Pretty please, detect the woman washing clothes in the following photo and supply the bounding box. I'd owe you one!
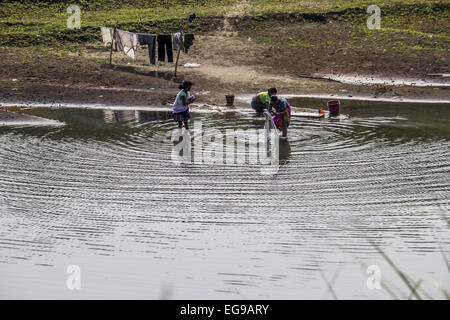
[173,81,195,129]
[269,95,291,138]
[251,88,277,113]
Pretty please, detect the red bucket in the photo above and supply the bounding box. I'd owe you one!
[327,100,340,117]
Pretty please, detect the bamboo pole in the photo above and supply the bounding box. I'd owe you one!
[174,44,181,78]
[109,24,117,66]
[174,26,184,78]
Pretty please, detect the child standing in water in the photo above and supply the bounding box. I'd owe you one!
[173,81,195,129]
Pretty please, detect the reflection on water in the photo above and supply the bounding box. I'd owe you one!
[0,101,449,299]
[103,109,172,124]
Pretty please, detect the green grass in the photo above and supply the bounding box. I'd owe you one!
[0,0,236,46]
[0,0,448,50]
[252,1,449,61]
[220,0,447,15]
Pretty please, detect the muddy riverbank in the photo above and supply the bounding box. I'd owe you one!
[1,67,449,114]
[1,1,449,110]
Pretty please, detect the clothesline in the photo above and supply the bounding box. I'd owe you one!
[100,26,195,65]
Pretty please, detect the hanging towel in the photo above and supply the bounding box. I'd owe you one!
[157,35,173,63]
[100,26,113,46]
[100,26,118,50]
[183,34,195,53]
[138,33,156,65]
[173,32,182,51]
[116,29,138,60]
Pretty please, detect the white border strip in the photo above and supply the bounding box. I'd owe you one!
[237,94,450,104]
[0,102,239,113]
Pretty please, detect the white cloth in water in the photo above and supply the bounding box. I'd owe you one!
[184,63,200,68]
[116,29,138,60]
[100,26,114,46]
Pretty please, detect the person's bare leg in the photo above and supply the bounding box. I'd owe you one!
[178,121,183,129]
[184,121,189,130]
[282,121,288,137]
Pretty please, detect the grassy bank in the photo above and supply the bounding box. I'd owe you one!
[0,0,448,95]
[0,0,448,47]
[0,0,235,46]
[245,5,449,65]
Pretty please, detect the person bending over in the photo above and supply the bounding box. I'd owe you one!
[269,95,291,138]
[251,87,277,113]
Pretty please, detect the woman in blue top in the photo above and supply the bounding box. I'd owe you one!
[173,81,195,129]
[269,95,291,138]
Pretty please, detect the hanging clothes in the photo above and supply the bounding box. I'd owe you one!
[173,32,182,51]
[116,29,138,60]
[138,33,157,65]
[157,35,174,63]
[183,34,195,53]
[100,26,113,47]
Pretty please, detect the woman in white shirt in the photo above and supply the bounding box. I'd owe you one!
[173,81,195,129]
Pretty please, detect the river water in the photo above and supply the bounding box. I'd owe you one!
[0,99,449,299]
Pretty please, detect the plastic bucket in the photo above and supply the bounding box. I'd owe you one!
[327,100,340,117]
[226,94,235,106]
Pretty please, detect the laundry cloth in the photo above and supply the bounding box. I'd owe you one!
[100,26,117,50]
[100,26,113,46]
[273,104,291,130]
[157,35,173,63]
[173,32,182,51]
[138,33,156,65]
[183,34,195,53]
[116,29,138,60]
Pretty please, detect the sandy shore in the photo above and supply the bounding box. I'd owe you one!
[1,26,449,114]
[1,80,449,123]
[1,77,449,117]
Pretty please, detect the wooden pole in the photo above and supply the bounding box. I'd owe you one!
[174,44,181,78]
[174,26,184,78]
[109,25,117,66]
